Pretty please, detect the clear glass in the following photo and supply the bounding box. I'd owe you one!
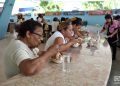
[62,53,71,72]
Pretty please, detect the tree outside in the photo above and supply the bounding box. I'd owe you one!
[39,0,120,12]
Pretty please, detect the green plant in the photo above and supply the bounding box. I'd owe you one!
[39,0,63,12]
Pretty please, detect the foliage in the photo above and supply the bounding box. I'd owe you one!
[39,0,120,12]
[82,0,120,10]
[39,0,63,12]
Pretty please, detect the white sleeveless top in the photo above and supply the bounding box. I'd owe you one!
[44,31,66,51]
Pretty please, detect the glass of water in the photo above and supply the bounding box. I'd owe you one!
[62,53,72,72]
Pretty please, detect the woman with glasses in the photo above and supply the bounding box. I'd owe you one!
[4,19,59,78]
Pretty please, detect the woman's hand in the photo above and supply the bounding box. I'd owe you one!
[46,44,60,57]
[108,34,114,38]
[69,38,80,45]
[78,37,84,44]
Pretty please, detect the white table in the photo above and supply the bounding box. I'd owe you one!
[1,37,112,86]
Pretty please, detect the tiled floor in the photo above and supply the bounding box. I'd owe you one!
[107,48,120,86]
[0,26,120,85]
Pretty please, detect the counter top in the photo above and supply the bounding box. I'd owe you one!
[1,38,112,86]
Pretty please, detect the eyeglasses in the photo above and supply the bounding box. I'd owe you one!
[32,32,43,38]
